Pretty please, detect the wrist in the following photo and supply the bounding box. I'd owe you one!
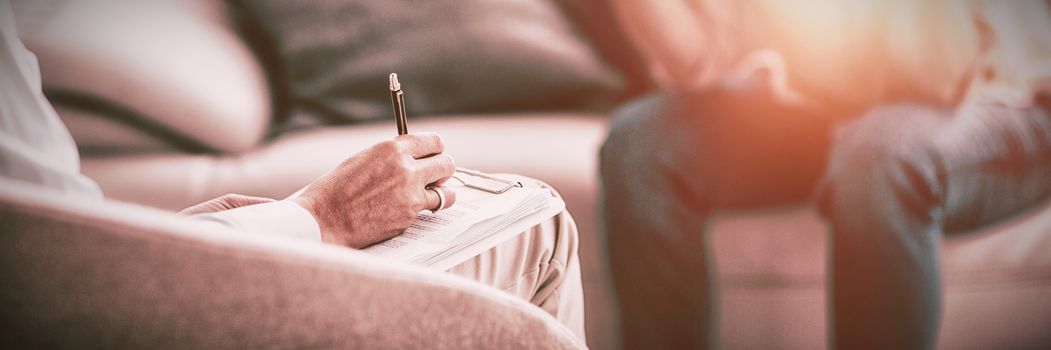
[292,195,328,240]
[294,194,358,247]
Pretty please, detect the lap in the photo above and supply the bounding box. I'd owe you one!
[443,178,585,339]
[827,100,1051,232]
[604,88,834,209]
[444,210,576,307]
[606,88,1051,231]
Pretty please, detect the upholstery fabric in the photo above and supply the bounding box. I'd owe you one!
[234,0,624,126]
[80,114,608,213]
[14,0,272,153]
[53,104,179,155]
[709,202,1051,349]
[0,181,586,349]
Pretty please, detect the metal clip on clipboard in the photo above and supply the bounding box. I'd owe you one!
[451,167,523,194]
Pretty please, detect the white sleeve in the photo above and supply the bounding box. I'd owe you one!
[191,200,322,241]
[0,0,103,198]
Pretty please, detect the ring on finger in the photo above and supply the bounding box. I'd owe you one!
[428,187,446,213]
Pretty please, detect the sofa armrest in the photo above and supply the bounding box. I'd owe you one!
[0,181,584,349]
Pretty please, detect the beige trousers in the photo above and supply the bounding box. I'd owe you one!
[445,188,585,341]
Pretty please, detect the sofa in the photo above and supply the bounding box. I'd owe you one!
[0,180,585,349]
[12,0,1051,349]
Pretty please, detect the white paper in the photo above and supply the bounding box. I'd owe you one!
[362,178,563,269]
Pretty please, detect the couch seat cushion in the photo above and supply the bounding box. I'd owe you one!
[709,201,1051,349]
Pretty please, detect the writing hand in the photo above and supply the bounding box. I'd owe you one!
[293,132,457,248]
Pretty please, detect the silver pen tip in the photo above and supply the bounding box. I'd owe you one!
[389,73,401,91]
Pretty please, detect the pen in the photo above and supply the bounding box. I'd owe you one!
[388,73,488,183]
[389,73,408,135]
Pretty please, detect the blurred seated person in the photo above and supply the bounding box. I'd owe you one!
[0,0,583,339]
[602,1,1051,348]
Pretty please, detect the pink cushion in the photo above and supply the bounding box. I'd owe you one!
[16,0,270,153]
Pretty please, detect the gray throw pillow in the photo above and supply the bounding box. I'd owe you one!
[235,0,624,125]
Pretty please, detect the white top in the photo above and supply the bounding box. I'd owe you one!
[0,0,320,241]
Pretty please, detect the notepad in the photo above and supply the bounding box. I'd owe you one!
[362,172,564,270]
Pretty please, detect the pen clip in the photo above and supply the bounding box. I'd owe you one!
[450,167,523,194]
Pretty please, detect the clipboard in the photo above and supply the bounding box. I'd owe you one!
[285,167,524,200]
[450,167,523,194]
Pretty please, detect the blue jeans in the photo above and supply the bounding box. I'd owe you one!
[600,88,1051,349]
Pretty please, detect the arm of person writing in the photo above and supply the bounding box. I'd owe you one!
[181,194,322,241]
[181,133,457,248]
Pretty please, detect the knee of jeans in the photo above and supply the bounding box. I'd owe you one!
[819,105,945,217]
[601,94,668,178]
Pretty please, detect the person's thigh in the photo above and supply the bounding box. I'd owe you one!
[445,182,584,340]
[607,89,834,210]
[601,87,835,348]
[936,100,1051,231]
[819,99,1051,349]
[824,100,1051,232]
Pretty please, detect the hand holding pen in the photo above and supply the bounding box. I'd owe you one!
[389,73,456,214]
[281,74,456,248]
[388,73,520,195]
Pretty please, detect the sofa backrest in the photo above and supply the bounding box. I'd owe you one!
[554,0,655,98]
[17,0,639,156]
[228,0,628,128]
[0,180,584,349]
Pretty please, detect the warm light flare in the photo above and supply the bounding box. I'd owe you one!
[623,0,1051,110]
